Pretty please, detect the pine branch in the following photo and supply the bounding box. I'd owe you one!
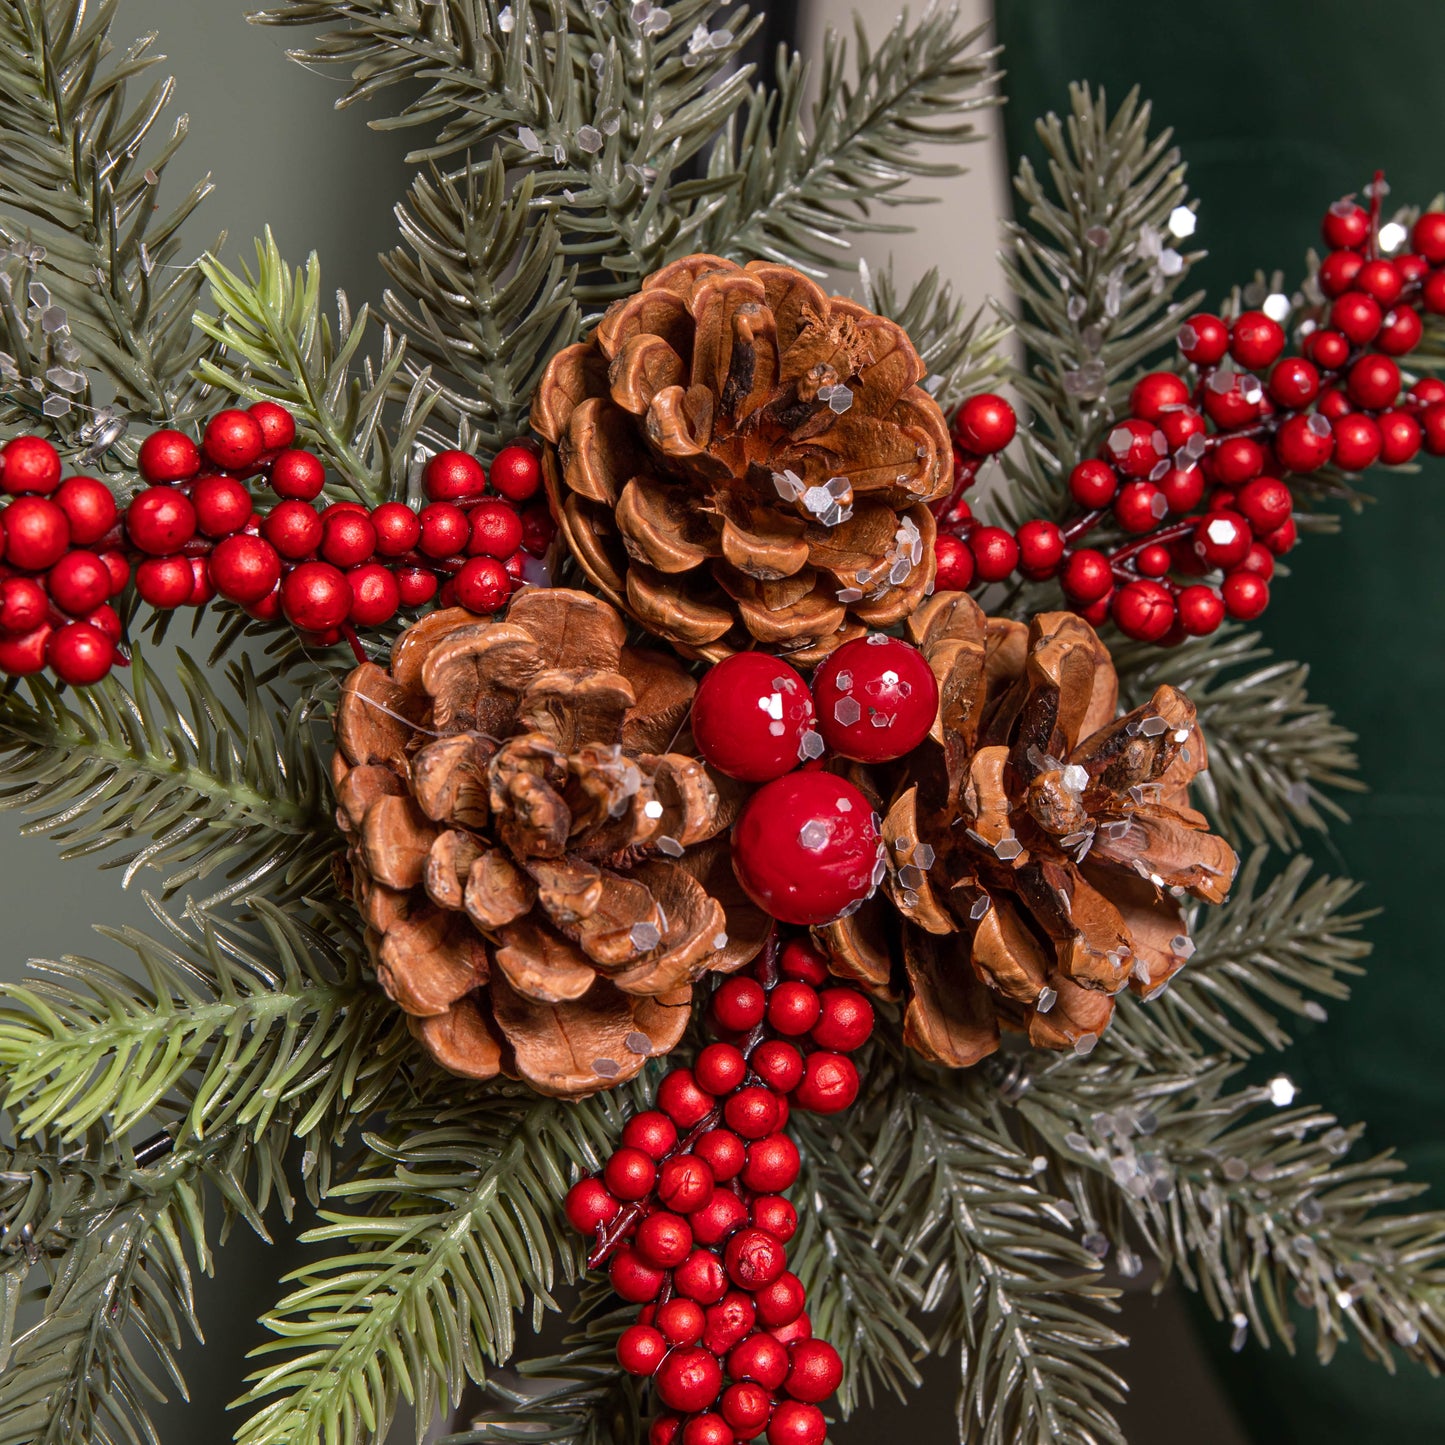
[0,0,217,436]
[0,648,335,906]
[1113,627,1362,849]
[0,896,407,1152]
[701,12,999,274]
[234,1088,625,1445]
[195,230,438,505]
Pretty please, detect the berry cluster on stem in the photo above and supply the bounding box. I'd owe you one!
[933,182,1445,642]
[564,932,873,1445]
[0,402,554,684]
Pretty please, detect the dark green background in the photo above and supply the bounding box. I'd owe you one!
[996,3,1445,1439]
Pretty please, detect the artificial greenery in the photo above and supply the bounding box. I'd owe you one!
[1,3,1443,1444]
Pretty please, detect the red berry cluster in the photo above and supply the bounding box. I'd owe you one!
[564,935,872,1445]
[933,185,1445,644]
[0,403,556,684]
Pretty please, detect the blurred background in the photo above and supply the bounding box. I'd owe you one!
[4,2,1444,1441]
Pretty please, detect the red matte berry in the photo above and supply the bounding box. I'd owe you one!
[722,1382,773,1437]
[704,1293,756,1355]
[270,449,326,500]
[135,556,195,608]
[652,1418,683,1445]
[98,550,130,594]
[1332,413,1383,470]
[812,634,938,764]
[564,1176,619,1234]
[766,982,821,1037]
[767,1402,826,1445]
[751,1040,803,1094]
[932,532,974,591]
[1318,249,1364,297]
[792,1052,859,1114]
[1376,306,1424,356]
[1235,478,1292,535]
[622,1110,679,1160]
[417,502,469,558]
[712,977,766,1033]
[371,501,421,556]
[348,563,400,626]
[731,771,881,926]
[656,1346,724,1414]
[466,499,523,558]
[610,1247,665,1303]
[1201,372,1263,430]
[969,525,1019,582]
[1229,311,1285,369]
[778,938,829,985]
[785,1340,843,1404]
[248,400,296,452]
[454,555,509,613]
[1424,270,1445,316]
[47,551,110,615]
[0,576,47,632]
[1239,543,1275,580]
[692,653,816,782]
[1355,258,1403,306]
[1274,414,1335,473]
[208,534,280,605]
[263,500,324,559]
[728,1333,790,1392]
[1222,570,1270,620]
[489,442,542,501]
[1267,357,1321,410]
[137,429,200,484]
[520,503,555,556]
[812,989,874,1051]
[1412,211,1445,262]
[1128,371,1190,420]
[280,560,350,630]
[603,1146,656,1201]
[320,509,376,567]
[395,566,438,607]
[742,1134,800,1193]
[1104,419,1166,478]
[658,1069,717,1128]
[1193,512,1253,570]
[191,475,252,538]
[1136,543,1172,578]
[692,1188,750,1247]
[1380,409,1424,465]
[83,603,122,641]
[1178,313,1229,366]
[617,1324,667,1377]
[203,409,266,472]
[0,623,51,674]
[1329,292,1383,346]
[754,1271,805,1329]
[1346,354,1401,411]
[1068,459,1118,509]
[694,1129,746,1184]
[424,450,486,501]
[953,393,1016,454]
[752,1196,798,1243]
[695,1043,749,1096]
[724,1087,782,1140]
[1114,480,1165,533]
[1059,549,1113,605]
[726,1228,786,1291]
[47,621,113,685]
[683,1414,733,1445]
[126,488,194,555]
[1262,515,1298,555]
[1212,437,1265,486]
[675,1249,729,1305]
[5,496,69,570]
[1016,518,1065,576]
[1322,201,1369,250]
[659,1155,715,1215]
[2,436,61,496]
[658,1298,707,1347]
[53,476,117,545]
[636,1211,694,1269]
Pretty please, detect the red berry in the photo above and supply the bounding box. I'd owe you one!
[4,496,70,569]
[418,504,469,562]
[247,400,297,452]
[652,1418,683,1445]
[724,1086,783,1140]
[692,654,817,782]
[1158,406,1206,450]
[1192,512,1253,571]
[1076,593,1112,626]
[424,450,486,502]
[1229,311,1286,369]
[1317,249,1364,298]
[564,1176,619,1234]
[454,555,509,613]
[489,442,542,501]
[658,1155,715,1214]
[203,409,267,472]
[1059,549,1113,605]
[731,771,881,927]
[695,1043,749,1096]
[1114,480,1165,533]
[126,488,194,555]
[1262,515,1299,556]
[1212,437,1265,486]
[1355,258,1403,307]
[47,621,113,685]
[1178,313,1229,365]
[1235,478,1292,534]
[1304,329,1351,371]
[1329,292,1383,346]
[1418,271,1445,316]
[692,1187,750,1247]
[0,623,51,675]
[1322,201,1369,250]
[721,1382,773,1437]
[932,532,974,591]
[785,1339,842,1404]
[636,1211,694,1269]
[83,603,122,641]
[53,476,117,544]
[1068,459,1118,509]
[270,449,326,500]
[1136,543,1172,578]
[1239,543,1275,580]
[622,1110,679,1160]
[754,1271,805,1329]
[1274,413,1335,473]
[742,1133,800,1193]
[751,1040,803,1094]
[712,977,766,1033]
[348,563,400,626]
[263,499,324,559]
[370,501,421,556]
[656,1346,724,1414]
[98,549,130,594]
[693,1129,746,1184]
[320,509,377,567]
[603,1146,657,1201]
[1016,518,1065,576]
[812,634,938,764]
[520,503,556,556]
[137,429,200,484]
[1112,579,1177,642]
[766,982,821,1037]
[610,1246,665,1303]
[658,1298,707,1347]
[1397,253,1431,285]
[752,1197,799,1244]
[135,556,195,609]
[245,586,282,622]
[793,1052,860,1114]
[953,393,1016,454]
[1221,570,1270,620]
[1201,372,1263,430]
[1376,306,1424,356]
[617,1324,667,1377]
[1345,354,1401,412]
[280,559,351,630]
[658,1069,717,1128]
[47,551,110,616]
[1412,212,1445,262]
[209,534,283,605]
[1267,357,1321,410]
[1176,584,1224,636]
[779,939,829,985]
[704,1293,757,1355]
[1128,371,1190,420]
[395,565,438,608]
[682,1414,733,1445]
[1,436,61,495]
[1104,419,1167,478]
[467,498,524,558]
[1379,409,1424,465]
[0,576,47,632]
[969,525,1019,583]
[728,1333,790,1391]
[675,1249,729,1305]
[1332,413,1383,471]
[812,989,874,1051]
[191,475,252,538]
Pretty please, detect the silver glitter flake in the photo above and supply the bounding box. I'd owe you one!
[798,730,826,761]
[656,835,684,857]
[576,125,604,153]
[833,697,862,727]
[629,922,661,951]
[798,820,830,851]
[969,895,991,921]
[591,1057,621,1078]
[1035,985,1058,1014]
[626,1031,654,1056]
[993,835,1023,861]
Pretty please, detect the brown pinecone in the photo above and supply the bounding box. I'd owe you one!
[819,594,1239,1065]
[530,254,953,665]
[331,588,766,1096]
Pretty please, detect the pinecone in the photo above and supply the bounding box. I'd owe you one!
[530,254,953,665]
[819,594,1239,1064]
[331,588,766,1096]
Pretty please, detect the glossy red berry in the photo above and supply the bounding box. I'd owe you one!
[203,409,267,472]
[1355,258,1403,306]
[1317,249,1364,297]
[0,576,47,632]
[416,502,468,559]
[728,1332,790,1391]
[784,1339,843,1404]
[1128,371,1190,420]
[395,566,438,608]
[1135,543,1172,578]
[1154,464,1202,514]
[1332,412,1383,471]
[137,429,201,484]
[126,487,195,555]
[621,1110,679,1160]
[751,1040,804,1094]
[424,450,486,501]
[1304,329,1351,371]
[1158,406,1206,450]
[657,1069,717,1128]
[1239,543,1276,580]
[1322,201,1369,249]
[52,476,117,545]
[1229,311,1285,369]
[1376,306,1424,356]
[83,603,122,641]
[454,555,510,613]
[675,1249,730,1305]
[270,449,326,500]
[1104,419,1167,478]
[778,938,829,985]
[98,550,130,594]
[1423,270,1445,316]
[703,1293,757,1355]
[1411,211,1445,262]
[1176,585,1225,636]
[682,1415,733,1445]
[1267,357,1321,410]
[1114,480,1165,533]
[1344,354,1401,412]
[721,1382,773,1437]
[692,654,816,782]
[367,501,419,556]
[1329,292,1383,346]
[731,771,881,927]
[694,1129,746,1184]
[47,621,113,685]
[47,551,110,616]
[617,1323,668,1377]
[1212,437,1265,486]
[651,1417,683,1445]
[0,622,51,674]
[1067,459,1119,509]
[793,1051,859,1114]
[1222,570,1270,620]
[2,436,62,495]
[932,532,974,591]
[1111,579,1176,643]
[724,1086,783,1140]
[742,1133,801,1193]
[767,1400,826,1445]
[280,560,351,630]
[247,400,296,452]
[564,1176,619,1234]
[812,989,874,1051]
[134,556,195,609]
[1234,478,1292,535]
[610,1246,666,1303]
[1201,371,1263,430]
[1059,549,1113,605]
[953,393,1017,454]
[1016,518,1065,576]
[1262,515,1299,556]
[205,534,280,605]
[1178,313,1229,366]
[1274,413,1335,473]
[658,1155,715,1214]
[636,1211,694,1269]
[812,634,938,764]
[692,1187,750,1247]
[1379,409,1424,465]
[695,1043,749,1096]
[4,496,69,570]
